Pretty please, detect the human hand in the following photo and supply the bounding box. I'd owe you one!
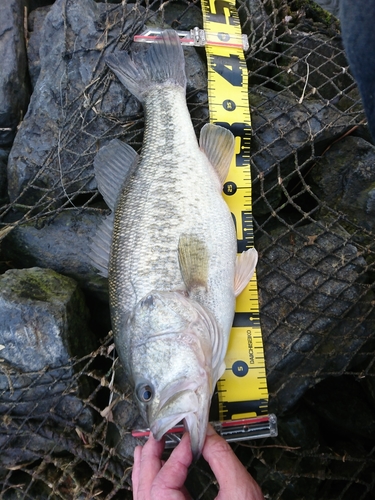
[132,432,192,500]
[132,425,263,500]
[203,424,264,500]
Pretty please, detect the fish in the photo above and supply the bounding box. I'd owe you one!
[90,30,258,459]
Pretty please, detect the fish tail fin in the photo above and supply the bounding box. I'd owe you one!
[105,30,186,101]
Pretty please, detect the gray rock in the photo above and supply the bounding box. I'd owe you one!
[272,28,353,102]
[310,136,375,234]
[27,6,51,89]
[257,222,373,413]
[8,0,208,209]
[0,267,95,462]
[7,0,145,207]
[0,267,94,370]
[0,0,30,146]
[250,86,355,215]
[2,209,108,300]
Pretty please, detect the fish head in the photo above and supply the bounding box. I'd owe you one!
[119,290,221,459]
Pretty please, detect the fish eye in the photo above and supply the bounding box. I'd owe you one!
[136,383,154,403]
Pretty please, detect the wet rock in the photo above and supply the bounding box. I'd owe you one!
[0,267,95,466]
[8,0,207,209]
[0,0,30,146]
[2,210,108,300]
[257,222,373,413]
[310,136,375,235]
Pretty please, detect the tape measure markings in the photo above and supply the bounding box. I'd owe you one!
[202,0,269,422]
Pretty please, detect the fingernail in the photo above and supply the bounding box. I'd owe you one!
[206,423,216,436]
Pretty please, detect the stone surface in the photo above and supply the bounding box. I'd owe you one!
[0,267,95,468]
[310,136,375,234]
[8,0,207,209]
[2,209,109,300]
[0,0,30,146]
[250,86,356,215]
[0,149,9,205]
[0,267,93,370]
[27,6,51,89]
[257,222,374,413]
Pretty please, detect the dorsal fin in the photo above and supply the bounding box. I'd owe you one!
[94,139,139,210]
[199,123,235,185]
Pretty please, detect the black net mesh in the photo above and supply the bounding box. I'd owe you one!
[0,0,374,498]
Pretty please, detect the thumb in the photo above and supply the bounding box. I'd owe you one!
[202,425,264,500]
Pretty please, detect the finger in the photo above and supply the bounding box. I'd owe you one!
[202,425,263,500]
[133,434,165,500]
[151,432,193,495]
[131,445,142,494]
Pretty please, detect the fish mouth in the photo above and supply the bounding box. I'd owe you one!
[149,383,210,460]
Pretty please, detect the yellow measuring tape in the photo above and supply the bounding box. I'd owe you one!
[201,0,270,425]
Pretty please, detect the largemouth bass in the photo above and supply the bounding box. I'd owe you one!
[90,30,258,458]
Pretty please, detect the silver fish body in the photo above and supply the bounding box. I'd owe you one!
[90,30,258,458]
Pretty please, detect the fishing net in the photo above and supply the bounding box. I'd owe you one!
[0,0,374,498]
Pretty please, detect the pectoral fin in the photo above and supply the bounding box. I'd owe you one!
[94,139,139,210]
[178,234,209,293]
[199,123,235,184]
[234,248,258,297]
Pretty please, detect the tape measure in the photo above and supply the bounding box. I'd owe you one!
[201,0,275,436]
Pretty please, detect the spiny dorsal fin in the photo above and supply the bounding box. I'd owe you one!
[234,248,258,297]
[94,139,139,211]
[89,213,114,278]
[199,123,235,185]
[178,234,209,293]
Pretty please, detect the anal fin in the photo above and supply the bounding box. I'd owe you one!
[234,248,258,297]
[178,234,209,293]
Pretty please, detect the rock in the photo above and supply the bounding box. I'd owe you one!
[310,136,375,235]
[273,28,351,101]
[251,395,374,500]
[0,267,95,467]
[239,0,275,50]
[313,0,340,17]
[0,0,30,146]
[304,376,375,440]
[8,0,208,209]
[256,222,374,413]
[0,267,94,370]
[250,86,356,215]
[0,148,10,204]
[27,6,51,89]
[2,209,109,300]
